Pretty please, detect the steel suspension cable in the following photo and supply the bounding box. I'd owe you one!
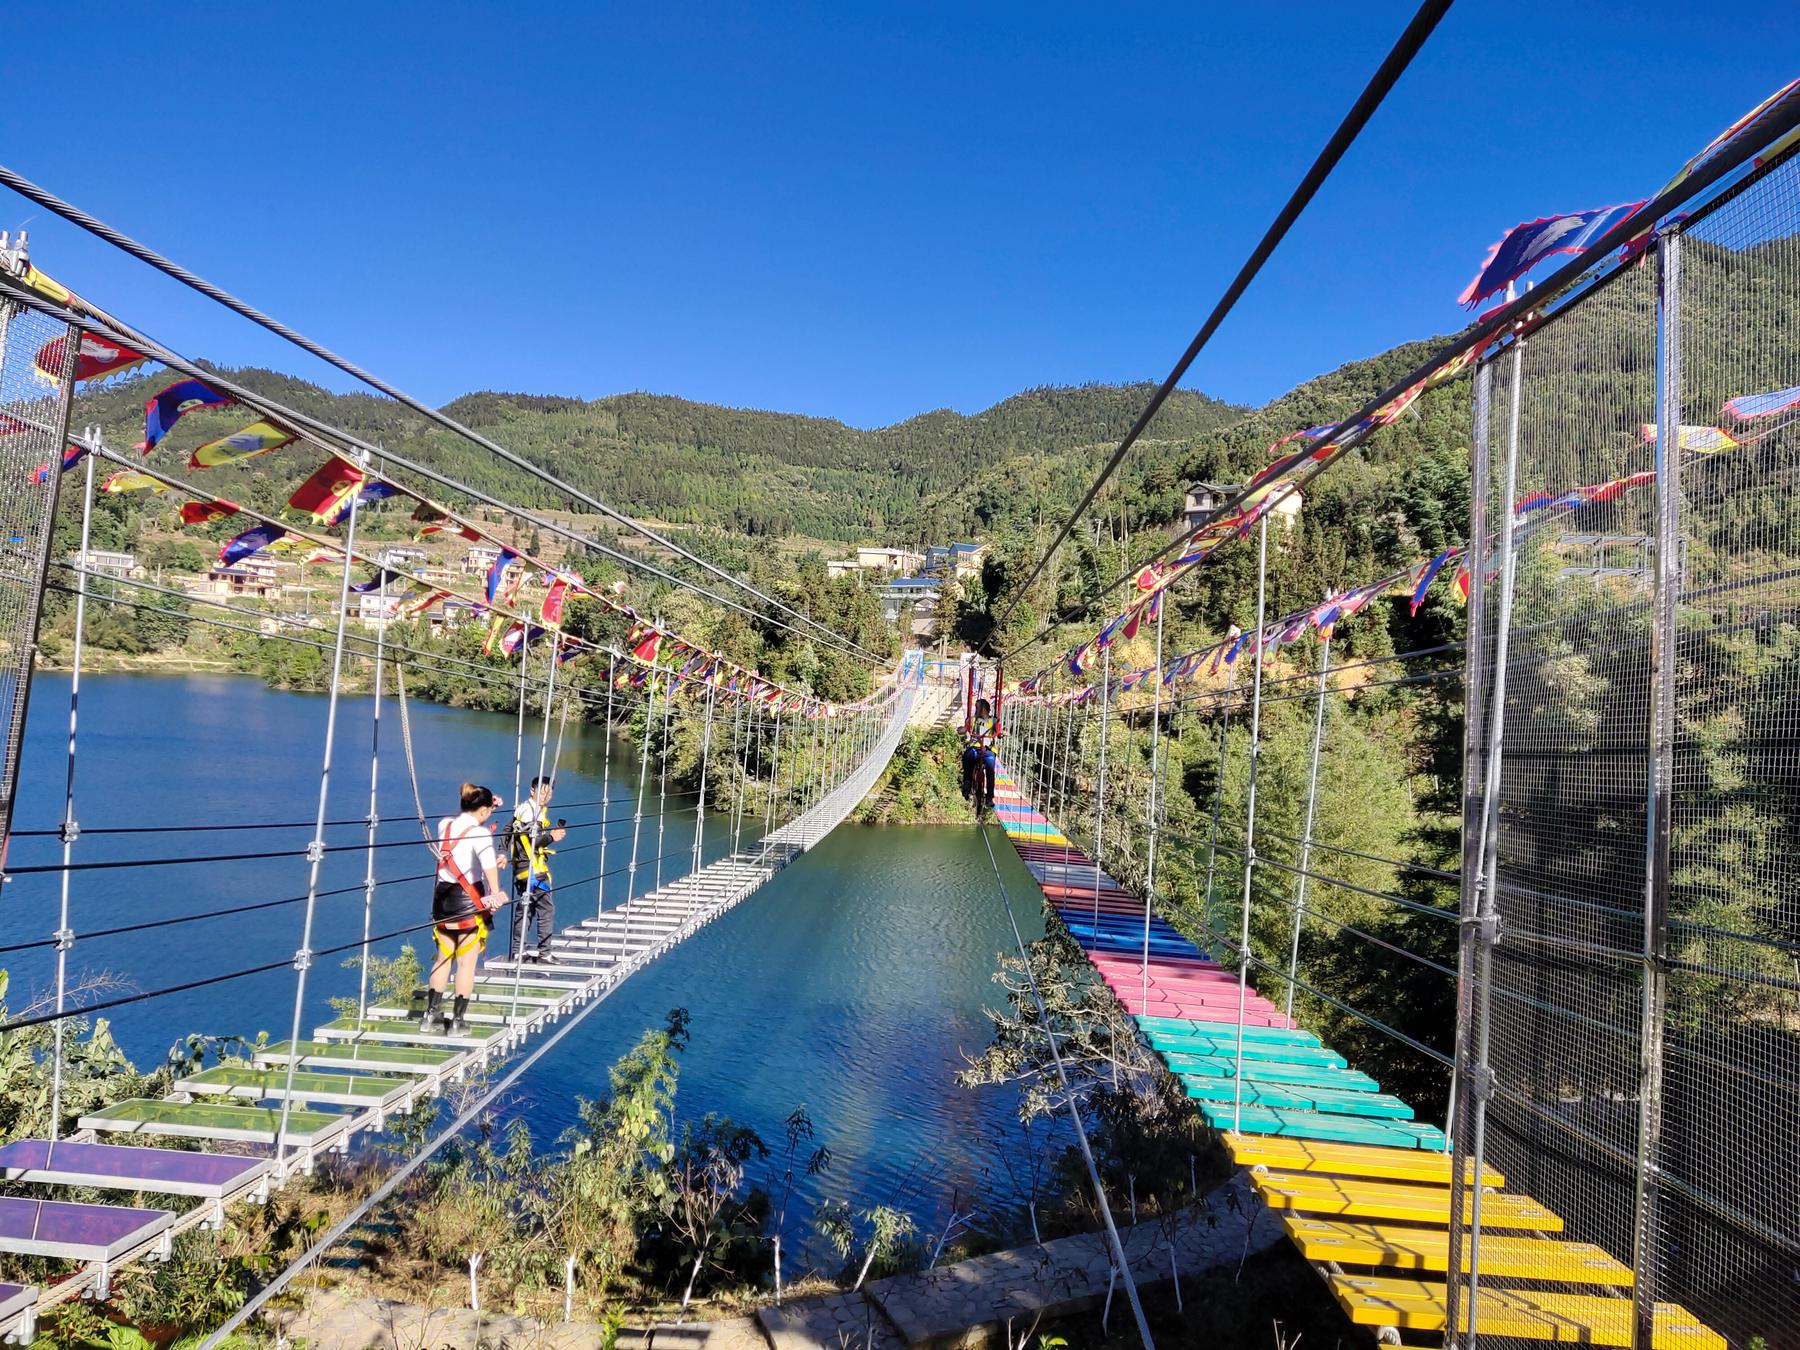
[992,0,1454,633]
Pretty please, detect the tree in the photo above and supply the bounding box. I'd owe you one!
[662,1114,766,1313]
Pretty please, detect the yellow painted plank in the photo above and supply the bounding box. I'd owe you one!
[1328,1275,1724,1350]
[1225,1133,1503,1187]
[1282,1216,1632,1285]
[1250,1170,1563,1232]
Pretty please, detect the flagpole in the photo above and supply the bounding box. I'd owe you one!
[1231,514,1271,1135]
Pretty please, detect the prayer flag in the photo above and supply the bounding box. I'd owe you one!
[179,497,240,525]
[485,548,519,605]
[102,469,166,494]
[541,575,571,628]
[1453,561,1471,604]
[631,627,663,664]
[191,420,296,468]
[220,523,286,566]
[321,481,402,526]
[412,502,485,541]
[1723,384,1800,421]
[1638,423,1739,454]
[30,443,86,483]
[140,378,232,453]
[1410,548,1456,615]
[405,587,450,616]
[349,567,404,594]
[1312,595,1344,641]
[1459,202,1647,309]
[1659,78,1800,201]
[33,331,149,384]
[288,456,366,523]
[1223,628,1251,666]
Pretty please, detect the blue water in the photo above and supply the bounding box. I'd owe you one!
[2,674,1044,1229]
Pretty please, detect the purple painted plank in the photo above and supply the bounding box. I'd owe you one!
[0,1196,171,1259]
[0,1140,266,1195]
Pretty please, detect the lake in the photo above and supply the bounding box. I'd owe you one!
[1,673,1047,1241]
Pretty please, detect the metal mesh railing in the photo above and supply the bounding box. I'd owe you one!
[0,296,80,857]
[1453,146,1800,1349]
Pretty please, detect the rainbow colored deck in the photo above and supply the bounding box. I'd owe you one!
[988,763,1725,1349]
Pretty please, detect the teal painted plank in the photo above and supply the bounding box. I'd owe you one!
[1161,1054,1379,1091]
[1177,1076,1414,1118]
[1146,1033,1347,1070]
[1196,1103,1446,1150]
[1135,1015,1320,1046]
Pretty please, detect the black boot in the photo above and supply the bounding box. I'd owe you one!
[420,989,444,1034]
[449,995,471,1037]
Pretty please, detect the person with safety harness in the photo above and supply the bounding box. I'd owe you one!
[424,783,509,1036]
[961,697,999,813]
[508,775,567,964]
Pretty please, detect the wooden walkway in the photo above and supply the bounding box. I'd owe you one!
[990,763,1724,1350]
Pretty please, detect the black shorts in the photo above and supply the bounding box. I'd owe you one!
[433,879,488,923]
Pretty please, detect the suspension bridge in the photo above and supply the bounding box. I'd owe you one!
[0,50,1794,1350]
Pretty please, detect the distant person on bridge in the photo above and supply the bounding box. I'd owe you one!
[424,783,508,1036]
[508,775,567,964]
[961,698,999,813]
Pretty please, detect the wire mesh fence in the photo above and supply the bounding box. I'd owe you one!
[1452,146,1800,1348]
[0,291,79,856]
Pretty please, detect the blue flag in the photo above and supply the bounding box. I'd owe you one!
[219,523,286,567]
[141,378,233,453]
[1460,202,1646,308]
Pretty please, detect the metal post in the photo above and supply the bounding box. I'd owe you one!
[1202,659,1239,946]
[691,685,716,878]
[273,474,366,1169]
[1231,514,1271,1133]
[49,445,97,1139]
[1630,228,1681,1350]
[1283,634,1332,1018]
[762,704,783,850]
[1090,645,1113,932]
[0,319,81,867]
[595,654,615,924]
[509,636,560,1011]
[1453,301,1526,1345]
[654,675,673,891]
[625,670,658,959]
[355,571,388,1023]
[1140,598,1167,1013]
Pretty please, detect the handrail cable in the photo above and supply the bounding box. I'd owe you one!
[1001,83,1800,663]
[0,173,885,666]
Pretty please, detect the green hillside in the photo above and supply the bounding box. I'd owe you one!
[67,371,1244,545]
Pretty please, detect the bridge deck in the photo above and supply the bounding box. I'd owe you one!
[990,763,1725,1350]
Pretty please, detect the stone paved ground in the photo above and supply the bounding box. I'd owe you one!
[756,1291,904,1349]
[278,1177,1274,1349]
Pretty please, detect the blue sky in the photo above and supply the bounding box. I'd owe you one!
[3,3,1793,428]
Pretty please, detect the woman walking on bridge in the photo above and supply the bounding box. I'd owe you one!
[424,783,508,1036]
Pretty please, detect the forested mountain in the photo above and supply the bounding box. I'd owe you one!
[67,371,1243,544]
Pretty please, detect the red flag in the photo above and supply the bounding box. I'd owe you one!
[631,628,663,665]
[288,456,365,523]
[179,498,240,525]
